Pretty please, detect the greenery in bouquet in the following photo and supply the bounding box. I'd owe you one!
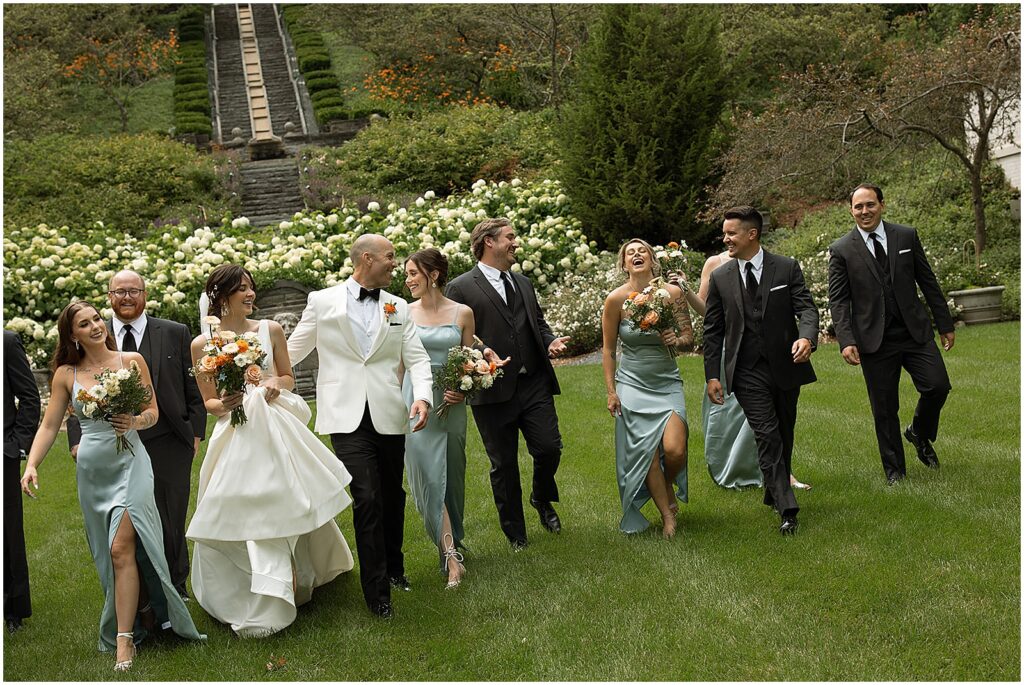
[75,360,153,456]
[192,317,267,427]
[433,345,503,419]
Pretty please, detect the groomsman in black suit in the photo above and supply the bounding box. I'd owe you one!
[68,270,207,600]
[828,184,954,485]
[4,330,41,632]
[446,218,570,549]
[704,206,819,535]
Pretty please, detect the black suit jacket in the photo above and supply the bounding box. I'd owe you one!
[828,222,954,355]
[68,316,206,449]
[703,250,819,392]
[446,265,560,404]
[4,331,41,460]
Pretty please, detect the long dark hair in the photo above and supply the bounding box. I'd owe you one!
[51,301,116,374]
[204,264,257,318]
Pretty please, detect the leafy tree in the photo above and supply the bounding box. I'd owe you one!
[558,4,728,249]
[711,7,1020,263]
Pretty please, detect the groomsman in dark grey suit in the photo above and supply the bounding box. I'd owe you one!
[704,206,819,535]
[4,330,40,632]
[68,270,206,600]
[446,218,570,549]
[828,183,954,485]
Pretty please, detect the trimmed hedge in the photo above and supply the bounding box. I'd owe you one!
[173,5,212,139]
[305,76,339,94]
[298,53,332,72]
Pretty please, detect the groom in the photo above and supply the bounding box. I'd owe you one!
[288,234,433,618]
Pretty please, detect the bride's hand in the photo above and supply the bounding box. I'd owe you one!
[219,391,244,414]
[260,377,285,403]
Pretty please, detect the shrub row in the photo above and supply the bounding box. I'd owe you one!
[173,6,212,138]
[280,5,352,127]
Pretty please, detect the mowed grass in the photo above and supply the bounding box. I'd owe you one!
[4,322,1019,680]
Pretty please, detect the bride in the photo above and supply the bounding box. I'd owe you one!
[186,264,354,637]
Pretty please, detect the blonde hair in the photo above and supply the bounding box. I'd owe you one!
[616,238,661,278]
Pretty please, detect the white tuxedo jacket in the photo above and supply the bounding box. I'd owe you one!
[287,283,433,435]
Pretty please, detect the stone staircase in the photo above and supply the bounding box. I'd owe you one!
[250,4,302,137]
[239,158,305,228]
[212,4,251,141]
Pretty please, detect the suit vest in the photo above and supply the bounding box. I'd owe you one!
[737,271,766,370]
[509,287,543,375]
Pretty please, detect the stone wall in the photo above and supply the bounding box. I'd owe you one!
[254,279,317,400]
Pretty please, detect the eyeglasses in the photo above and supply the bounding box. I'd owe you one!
[109,289,145,298]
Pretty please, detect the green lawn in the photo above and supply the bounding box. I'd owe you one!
[58,77,175,136]
[5,322,1019,680]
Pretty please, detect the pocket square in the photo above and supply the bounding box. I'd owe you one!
[389,322,402,327]
[769,284,788,292]
[899,248,911,255]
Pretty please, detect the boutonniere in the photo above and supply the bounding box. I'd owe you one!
[383,302,398,323]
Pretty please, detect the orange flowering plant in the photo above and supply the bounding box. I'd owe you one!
[192,316,267,427]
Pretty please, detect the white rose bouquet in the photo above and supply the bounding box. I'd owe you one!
[433,345,504,419]
[75,361,153,456]
[192,316,267,427]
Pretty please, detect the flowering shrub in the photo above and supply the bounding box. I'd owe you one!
[4,178,602,366]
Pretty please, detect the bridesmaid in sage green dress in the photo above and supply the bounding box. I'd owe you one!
[688,252,810,490]
[601,239,694,537]
[20,301,203,673]
[402,248,506,589]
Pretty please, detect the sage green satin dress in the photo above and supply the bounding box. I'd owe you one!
[402,323,467,571]
[702,354,762,489]
[614,321,688,534]
[72,363,204,653]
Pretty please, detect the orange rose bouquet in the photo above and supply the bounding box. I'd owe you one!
[622,277,679,357]
[433,345,503,419]
[193,316,267,426]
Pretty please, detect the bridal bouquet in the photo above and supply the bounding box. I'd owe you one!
[622,277,680,357]
[434,345,503,419]
[76,361,153,456]
[193,316,267,427]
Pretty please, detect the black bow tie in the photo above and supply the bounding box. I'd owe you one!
[358,287,381,302]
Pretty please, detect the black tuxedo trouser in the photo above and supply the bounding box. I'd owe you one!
[470,371,561,543]
[860,327,951,479]
[4,456,31,620]
[331,405,406,611]
[143,432,194,589]
[731,359,800,517]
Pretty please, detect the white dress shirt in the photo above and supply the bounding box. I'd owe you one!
[346,278,381,358]
[857,220,889,258]
[736,247,765,285]
[113,313,148,351]
[478,261,515,305]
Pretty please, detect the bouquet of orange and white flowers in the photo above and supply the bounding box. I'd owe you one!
[622,277,680,357]
[193,316,267,427]
[655,240,691,287]
[433,345,503,419]
[76,361,153,456]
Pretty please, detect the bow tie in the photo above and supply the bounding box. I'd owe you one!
[358,287,381,302]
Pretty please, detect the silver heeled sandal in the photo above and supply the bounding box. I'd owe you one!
[114,631,136,672]
[442,533,466,590]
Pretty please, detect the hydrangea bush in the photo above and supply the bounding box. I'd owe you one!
[4,178,603,366]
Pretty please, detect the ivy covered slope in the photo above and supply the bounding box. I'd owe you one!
[4,179,601,366]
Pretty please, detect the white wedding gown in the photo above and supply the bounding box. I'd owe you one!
[187,319,354,637]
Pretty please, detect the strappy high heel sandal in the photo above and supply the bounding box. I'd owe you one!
[114,632,136,672]
[442,533,466,590]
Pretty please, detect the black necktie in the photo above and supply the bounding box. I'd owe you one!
[122,325,137,352]
[500,272,516,310]
[358,287,380,301]
[870,233,889,275]
[745,262,759,302]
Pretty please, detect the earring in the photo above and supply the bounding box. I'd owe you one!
[222,303,231,317]
[431,281,438,289]
[74,339,81,351]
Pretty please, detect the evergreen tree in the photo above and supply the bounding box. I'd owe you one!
[559,4,728,249]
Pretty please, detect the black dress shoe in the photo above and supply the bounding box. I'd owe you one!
[175,584,190,603]
[779,517,798,535]
[530,497,561,533]
[370,601,393,619]
[388,575,412,592]
[905,425,939,468]
[887,474,904,486]
[5,617,23,633]
[509,537,528,551]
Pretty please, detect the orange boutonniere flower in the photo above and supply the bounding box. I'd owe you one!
[383,302,398,322]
